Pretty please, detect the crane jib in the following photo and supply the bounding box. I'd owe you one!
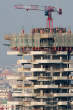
[14,4,62,28]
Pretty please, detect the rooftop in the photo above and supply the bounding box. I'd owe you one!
[4,27,73,52]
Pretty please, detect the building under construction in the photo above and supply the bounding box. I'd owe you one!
[4,4,73,110]
[4,27,73,110]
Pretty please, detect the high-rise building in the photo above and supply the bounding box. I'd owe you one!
[4,27,73,110]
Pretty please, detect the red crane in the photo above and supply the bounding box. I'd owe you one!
[14,4,62,29]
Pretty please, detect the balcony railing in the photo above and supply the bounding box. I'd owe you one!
[54,93,73,97]
[53,76,69,80]
[33,59,62,64]
[57,101,68,105]
[17,59,32,64]
[23,101,46,106]
[34,84,58,89]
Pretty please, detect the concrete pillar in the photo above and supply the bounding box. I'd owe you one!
[14,105,16,110]
[60,72,62,77]
[40,81,43,85]
[41,64,43,68]
[50,55,52,60]
[51,72,53,76]
[50,67,53,72]
[40,90,43,96]
[41,56,43,60]
[32,55,34,68]
[32,55,34,60]
[41,107,43,110]
[60,56,62,61]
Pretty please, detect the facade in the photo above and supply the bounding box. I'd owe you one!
[4,27,73,110]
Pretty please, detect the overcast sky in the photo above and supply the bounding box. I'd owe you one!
[0,0,73,67]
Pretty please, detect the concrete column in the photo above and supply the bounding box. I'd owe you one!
[32,72,34,77]
[51,72,53,76]
[40,90,43,96]
[50,66,53,72]
[32,89,34,94]
[32,55,34,61]
[41,64,43,68]
[60,72,62,77]
[21,55,25,93]
[10,105,14,110]
[40,73,43,77]
[14,105,16,110]
[32,55,34,68]
[60,56,62,61]
[41,56,43,60]
[40,98,43,102]
[32,81,34,87]
[40,81,43,85]
[41,107,43,110]
[50,55,53,60]
[20,106,22,110]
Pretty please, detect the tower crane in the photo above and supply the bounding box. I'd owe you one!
[14,4,62,29]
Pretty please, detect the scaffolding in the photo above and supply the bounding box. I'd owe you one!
[4,32,73,49]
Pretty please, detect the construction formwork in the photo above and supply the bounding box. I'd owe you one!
[5,29,73,49]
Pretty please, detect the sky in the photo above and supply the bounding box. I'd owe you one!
[0,0,73,67]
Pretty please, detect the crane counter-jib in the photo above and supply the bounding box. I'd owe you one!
[4,33,73,48]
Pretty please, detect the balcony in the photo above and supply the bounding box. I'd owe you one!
[33,59,62,64]
[18,67,73,73]
[57,101,67,105]
[25,76,38,80]
[46,68,73,72]
[54,93,73,97]
[12,93,24,97]
[57,51,67,55]
[31,68,45,72]
[62,60,73,64]
[64,68,73,72]
[46,68,62,72]
[24,86,33,89]
[18,68,30,72]
[17,59,32,64]
[31,101,46,106]
[17,59,73,65]
[23,101,46,106]
[7,101,23,105]
[12,92,36,97]
[38,76,52,81]
[6,75,20,80]
[34,85,58,89]
[7,50,20,55]
[58,85,73,89]
[30,51,47,55]
[36,93,54,98]
[53,76,68,80]
[23,102,31,106]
